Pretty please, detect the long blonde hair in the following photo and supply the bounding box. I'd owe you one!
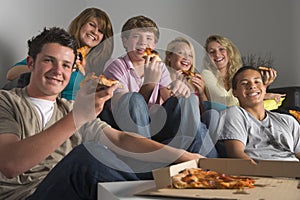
[204,35,242,88]
[165,37,196,73]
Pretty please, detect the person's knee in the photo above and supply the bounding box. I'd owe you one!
[120,92,142,102]
[128,92,143,102]
[129,92,148,109]
[178,95,198,106]
[116,92,147,110]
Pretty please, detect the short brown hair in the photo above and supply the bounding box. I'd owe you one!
[121,15,159,43]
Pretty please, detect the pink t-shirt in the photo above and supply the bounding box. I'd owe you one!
[103,54,172,107]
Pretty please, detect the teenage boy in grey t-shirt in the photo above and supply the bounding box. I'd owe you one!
[217,66,300,162]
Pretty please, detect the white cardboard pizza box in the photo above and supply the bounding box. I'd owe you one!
[153,158,300,189]
[135,158,300,200]
[136,179,300,200]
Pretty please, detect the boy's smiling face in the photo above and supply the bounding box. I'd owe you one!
[123,29,156,64]
[233,69,266,108]
[27,43,75,101]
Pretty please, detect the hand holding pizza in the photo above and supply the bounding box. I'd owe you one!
[73,73,118,128]
[75,46,89,75]
[143,51,162,85]
[258,66,277,86]
[190,73,206,97]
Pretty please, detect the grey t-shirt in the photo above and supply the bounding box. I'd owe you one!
[217,106,300,161]
[0,88,109,200]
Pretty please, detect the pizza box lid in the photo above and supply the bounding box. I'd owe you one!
[152,158,300,189]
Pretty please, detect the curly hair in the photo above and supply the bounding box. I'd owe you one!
[204,35,242,88]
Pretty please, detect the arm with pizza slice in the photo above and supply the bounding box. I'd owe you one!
[258,66,277,86]
[181,71,208,101]
[258,66,286,103]
[5,8,113,101]
[141,52,163,102]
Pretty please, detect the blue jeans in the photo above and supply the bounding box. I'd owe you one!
[99,92,218,157]
[26,143,146,200]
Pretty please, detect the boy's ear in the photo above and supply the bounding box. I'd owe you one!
[26,56,34,71]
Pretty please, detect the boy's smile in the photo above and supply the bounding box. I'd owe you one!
[123,29,156,65]
[233,69,266,108]
[27,43,75,101]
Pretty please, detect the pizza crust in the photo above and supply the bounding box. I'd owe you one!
[258,66,269,71]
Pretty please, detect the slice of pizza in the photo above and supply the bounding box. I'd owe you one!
[289,110,300,122]
[98,75,119,88]
[172,168,256,189]
[80,74,121,90]
[181,70,195,80]
[143,47,162,61]
[76,46,89,75]
[258,66,270,71]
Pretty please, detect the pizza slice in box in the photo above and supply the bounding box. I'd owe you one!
[172,168,256,189]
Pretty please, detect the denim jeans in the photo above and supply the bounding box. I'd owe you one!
[26,143,144,200]
[99,92,219,157]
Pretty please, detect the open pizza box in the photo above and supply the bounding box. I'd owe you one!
[136,158,300,199]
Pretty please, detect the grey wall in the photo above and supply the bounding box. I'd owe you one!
[1,0,299,88]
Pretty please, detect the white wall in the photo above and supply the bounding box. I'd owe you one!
[0,0,299,88]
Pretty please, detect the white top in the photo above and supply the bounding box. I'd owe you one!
[30,97,55,128]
